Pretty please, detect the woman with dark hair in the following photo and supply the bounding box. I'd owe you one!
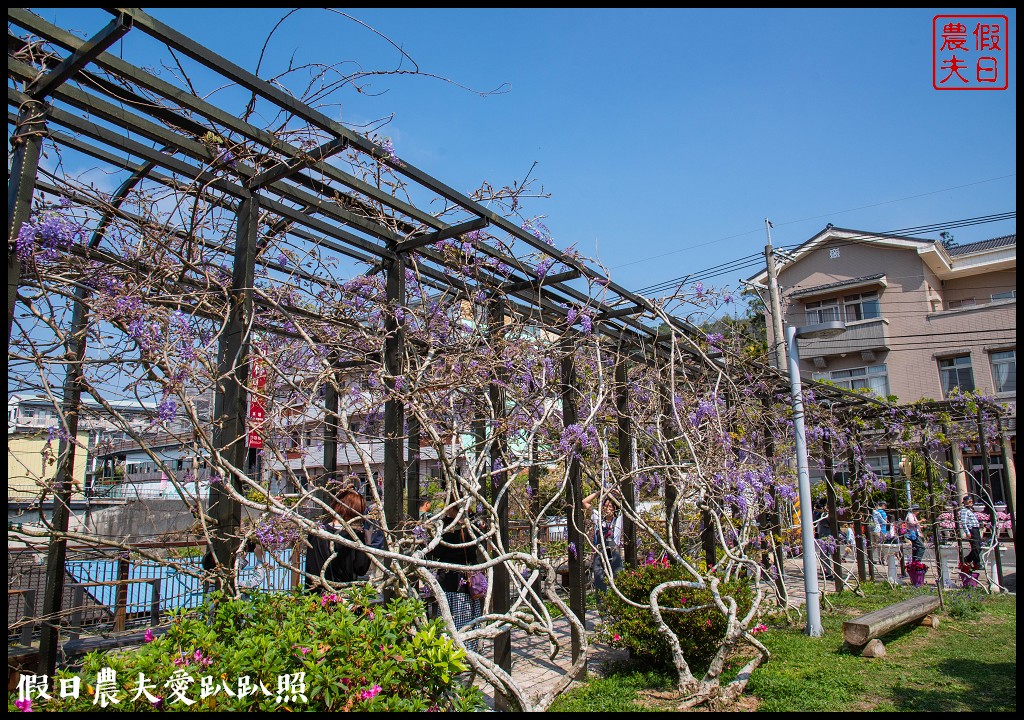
[304,487,371,592]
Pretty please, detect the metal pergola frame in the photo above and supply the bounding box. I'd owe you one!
[10,9,1012,694]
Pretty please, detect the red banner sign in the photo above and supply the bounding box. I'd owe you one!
[247,364,267,449]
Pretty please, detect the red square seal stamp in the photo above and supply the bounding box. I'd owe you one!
[934,15,1009,90]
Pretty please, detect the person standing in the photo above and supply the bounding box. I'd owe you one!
[958,494,983,570]
[905,504,927,563]
[360,474,389,581]
[870,500,889,564]
[812,498,836,579]
[304,487,371,592]
[841,523,856,562]
[427,505,484,654]
[584,490,623,594]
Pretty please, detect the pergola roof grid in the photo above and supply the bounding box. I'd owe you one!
[10,7,902,416]
[9,8,710,360]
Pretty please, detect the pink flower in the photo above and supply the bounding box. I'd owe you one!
[15,698,32,712]
[144,628,155,643]
[706,619,713,627]
[299,647,311,655]
[360,684,383,701]
[612,633,621,642]
[750,623,768,635]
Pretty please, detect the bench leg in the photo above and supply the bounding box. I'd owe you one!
[915,614,940,629]
[862,638,887,658]
[845,638,887,658]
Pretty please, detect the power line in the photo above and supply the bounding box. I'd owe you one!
[612,175,1015,271]
[639,212,1016,297]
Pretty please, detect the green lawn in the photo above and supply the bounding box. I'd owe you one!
[551,583,1016,712]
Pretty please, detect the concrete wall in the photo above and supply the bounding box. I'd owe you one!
[8,498,206,546]
[84,498,207,542]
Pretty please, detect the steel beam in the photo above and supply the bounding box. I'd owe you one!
[488,299,512,700]
[560,337,586,665]
[27,12,132,100]
[247,136,348,191]
[208,193,260,590]
[394,216,489,254]
[382,254,406,530]
[502,269,580,294]
[7,98,45,348]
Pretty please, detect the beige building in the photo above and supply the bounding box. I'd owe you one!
[8,429,90,502]
[748,227,1015,502]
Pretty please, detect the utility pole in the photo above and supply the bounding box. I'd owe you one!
[764,219,787,371]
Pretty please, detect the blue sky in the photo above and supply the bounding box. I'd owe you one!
[23,7,1018,303]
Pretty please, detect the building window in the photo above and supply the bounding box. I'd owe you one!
[991,290,1016,301]
[805,299,840,325]
[939,355,975,397]
[843,291,881,321]
[990,350,1016,394]
[947,298,976,309]
[812,364,890,397]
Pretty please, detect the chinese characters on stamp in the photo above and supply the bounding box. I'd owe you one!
[934,15,1009,90]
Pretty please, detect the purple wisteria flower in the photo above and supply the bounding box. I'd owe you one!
[521,218,553,244]
[16,212,81,261]
[687,394,720,427]
[536,257,555,279]
[253,515,299,550]
[156,397,177,424]
[579,312,594,335]
[559,423,599,459]
[215,147,236,168]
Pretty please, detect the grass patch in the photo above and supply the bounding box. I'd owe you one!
[553,582,1016,712]
[549,662,675,712]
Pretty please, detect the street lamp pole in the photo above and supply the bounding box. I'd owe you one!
[785,320,846,637]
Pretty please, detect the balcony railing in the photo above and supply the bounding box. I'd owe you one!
[797,318,889,359]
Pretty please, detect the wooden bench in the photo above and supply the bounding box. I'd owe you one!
[842,594,941,658]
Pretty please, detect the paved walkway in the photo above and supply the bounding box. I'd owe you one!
[474,541,1016,709]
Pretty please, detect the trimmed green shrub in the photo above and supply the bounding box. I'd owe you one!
[598,561,754,673]
[18,585,486,712]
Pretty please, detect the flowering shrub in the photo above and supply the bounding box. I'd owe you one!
[906,560,928,572]
[597,561,754,673]
[22,586,485,712]
[943,587,985,620]
[974,510,1012,531]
